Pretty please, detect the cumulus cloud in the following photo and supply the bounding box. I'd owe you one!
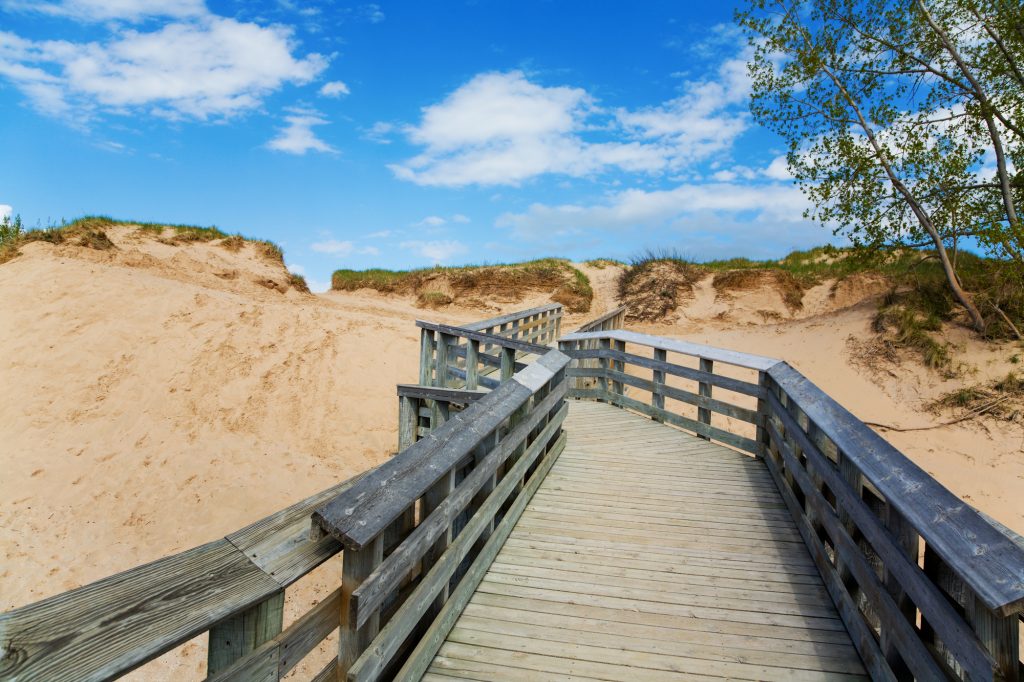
[452,214,470,223]
[319,80,349,97]
[389,70,665,187]
[763,155,792,181]
[267,108,335,155]
[388,42,755,188]
[416,215,446,227]
[400,239,468,263]
[0,204,12,219]
[615,49,752,169]
[0,16,326,120]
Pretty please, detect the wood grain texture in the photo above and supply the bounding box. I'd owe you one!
[769,362,1024,616]
[422,401,868,681]
[559,329,782,371]
[0,540,281,682]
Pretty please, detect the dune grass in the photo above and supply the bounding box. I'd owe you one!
[0,215,286,265]
[332,258,594,312]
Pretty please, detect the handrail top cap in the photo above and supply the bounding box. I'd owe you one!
[559,329,781,371]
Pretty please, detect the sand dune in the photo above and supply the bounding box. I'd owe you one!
[1,231,1021,678]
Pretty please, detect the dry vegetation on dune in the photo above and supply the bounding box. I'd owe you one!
[332,258,594,312]
[0,215,308,293]
[616,246,1024,372]
[1,215,288,265]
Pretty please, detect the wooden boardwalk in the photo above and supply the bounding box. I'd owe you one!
[425,400,868,681]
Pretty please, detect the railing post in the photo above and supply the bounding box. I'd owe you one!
[967,601,1020,682]
[755,371,770,458]
[500,347,515,382]
[598,338,610,400]
[422,470,455,613]
[652,348,666,422]
[419,328,435,386]
[611,339,626,397]
[466,339,480,390]
[339,536,384,678]
[207,590,284,675]
[436,332,454,389]
[398,395,418,451]
[697,358,713,440]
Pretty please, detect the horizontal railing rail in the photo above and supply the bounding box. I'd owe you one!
[460,302,562,345]
[416,320,549,394]
[0,475,365,682]
[396,384,487,451]
[312,350,570,680]
[558,329,1024,682]
[567,307,627,392]
[574,305,627,334]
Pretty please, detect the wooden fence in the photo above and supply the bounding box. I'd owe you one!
[0,304,564,682]
[558,328,1024,682]
[566,305,627,392]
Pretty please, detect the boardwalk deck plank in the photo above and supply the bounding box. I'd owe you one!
[425,400,867,680]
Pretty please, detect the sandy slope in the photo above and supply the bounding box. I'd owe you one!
[1,242,1021,678]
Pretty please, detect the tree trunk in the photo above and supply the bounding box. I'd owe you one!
[929,230,986,332]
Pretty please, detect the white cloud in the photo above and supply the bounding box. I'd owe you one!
[496,181,809,240]
[615,49,752,169]
[0,17,326,120]
[267,108,335,155]
[366,229,392,238]
[363,121,395,144]
[416,215,446,227]
[452,214,470,223]
[360,4,385,23]
[763,155,792,181]
[310,238,355,256]
[389,70,665,187]
[389,46,755,188]
[310,238,379,257]
[319,80,349,97]
[400,239,468,263]
[0,204,12,219]
[8,0,207,22]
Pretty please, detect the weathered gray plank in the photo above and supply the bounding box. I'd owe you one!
[765,391,995,679]
[770,362,1024,617]
[0,541,281,682]
[312,381,531,550]
[396,384,488,404]
[205,587,341,681]
[559,329,782,371]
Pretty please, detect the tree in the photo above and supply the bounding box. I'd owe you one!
[736,0,1023,332]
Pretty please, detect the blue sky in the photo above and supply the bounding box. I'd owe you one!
[0,0,826,291]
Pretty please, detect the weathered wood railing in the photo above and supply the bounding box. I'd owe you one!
[311,349,569,680]
[416,320,550,392]
[0,305,561,682]
[558,328,1024,682]
[0,474,362,682]
[460,302,562,345]
[568,305,627,392]
[396,384,486,450]
[574,304,626,334]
